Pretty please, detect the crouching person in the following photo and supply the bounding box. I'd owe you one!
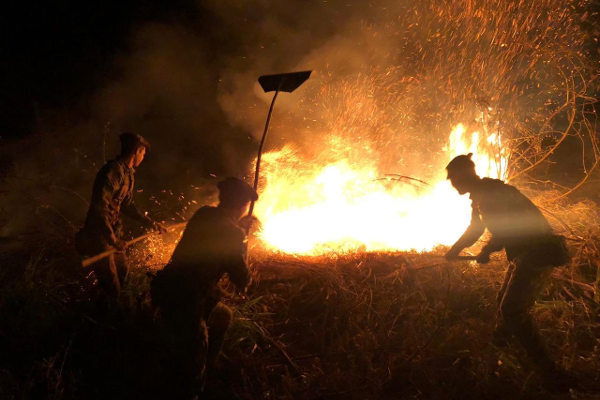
[151,177,257,397]
[444,154,573,391]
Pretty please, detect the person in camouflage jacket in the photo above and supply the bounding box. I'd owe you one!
[76,132,164,297]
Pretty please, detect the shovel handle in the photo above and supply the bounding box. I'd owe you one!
[81,222,187,268]
[247,88,280,229]
[447,255,477,261]
[426,255,477,261]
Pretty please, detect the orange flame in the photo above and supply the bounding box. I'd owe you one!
[253,123,508,255]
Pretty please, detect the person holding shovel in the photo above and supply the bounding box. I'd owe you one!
[444,153,573,391]
[75,132,165,299]
[151,177,256,396]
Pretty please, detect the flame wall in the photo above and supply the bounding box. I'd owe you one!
[253,122,508,255]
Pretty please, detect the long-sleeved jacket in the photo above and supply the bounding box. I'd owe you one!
[81,158,153,247]
[453,178,564,262]
[165,206,250,292]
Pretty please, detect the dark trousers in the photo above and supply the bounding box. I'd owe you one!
[93,252,128,297]
[76,230,129,297]
[496,260,555,371]
[160,301,233,397]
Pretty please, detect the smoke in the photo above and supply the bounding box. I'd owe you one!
[0,0,597,239]
[210,0,597,182]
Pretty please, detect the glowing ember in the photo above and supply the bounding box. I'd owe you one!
[253,123,508,255]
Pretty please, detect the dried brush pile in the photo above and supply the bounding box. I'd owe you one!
[1,195,600,399]
[222,245,599,399]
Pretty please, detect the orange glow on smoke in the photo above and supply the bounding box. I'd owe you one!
[253,123,508,255]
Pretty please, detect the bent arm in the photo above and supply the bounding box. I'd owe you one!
[222,228,250,291]
[92,167,121,245]
[480,236,504,256]
[448,206,485,255]
[122,190,154,228]
[227,255,250,291]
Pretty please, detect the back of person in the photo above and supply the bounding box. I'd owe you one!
[169,206,244,280]
[151,205,247,315]
[472,178,567,265]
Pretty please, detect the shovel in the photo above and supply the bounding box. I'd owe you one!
[246,70,312,222]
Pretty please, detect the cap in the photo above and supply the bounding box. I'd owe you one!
[446,153,476,178]
[217,177,258,203]
[119,132,151,153]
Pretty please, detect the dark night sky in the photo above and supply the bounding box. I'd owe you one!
[1,1,598,188]
[0,0,339,140]
[0,0,211,138]
[4,1,597,142]
[0,0,597,231]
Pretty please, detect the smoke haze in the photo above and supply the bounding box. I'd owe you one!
[0,0,597,236]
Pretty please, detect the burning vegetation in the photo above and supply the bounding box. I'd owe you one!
[0,0,599,398]
[254,121,509,254]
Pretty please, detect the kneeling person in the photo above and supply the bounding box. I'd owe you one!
[152,177,257,392]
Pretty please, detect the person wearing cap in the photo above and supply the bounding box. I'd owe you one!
[444,153,572,390]
[150,177,257,395]
[76,132,165,298]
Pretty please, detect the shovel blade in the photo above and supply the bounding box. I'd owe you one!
[258,70,312,93]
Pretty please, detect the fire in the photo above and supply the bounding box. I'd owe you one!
[447,123,508,181]
[253,123,508,255]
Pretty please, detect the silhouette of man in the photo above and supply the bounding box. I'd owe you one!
[151,177,256,396]
[444,153,572,390]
